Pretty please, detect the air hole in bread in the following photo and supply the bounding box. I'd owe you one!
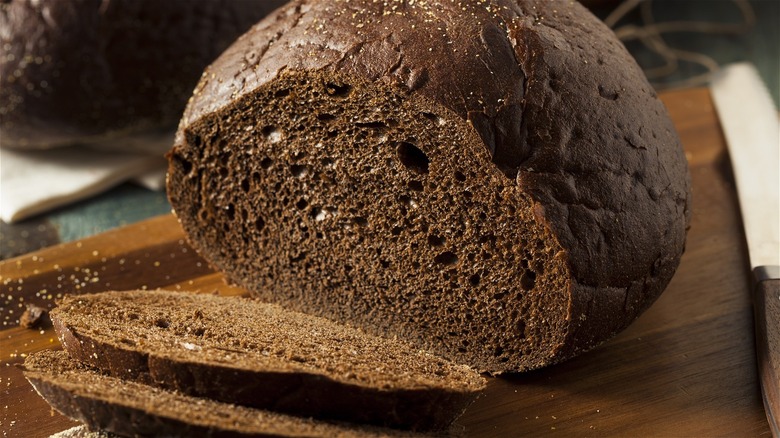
[317,113,336,123]
[469,274,481,286]
[260,157,273,169]
[478,234,496,245]
[396,142,429,174]
[225,204,235,221]
[520,270,536,291]
[454,171,466,182]
[434,251,458,266]
[155,318,170,329]
[390,226,403,236]
[321,157,334,168]
[407,180,424,192]
[398,195,414,209]
[492,290,509,300]
[295,198,308,210]
[293,151,307,161]
[240,179,250,193]
[290,164,308,178]
[421,112,444,126]
[355,121,387,130]
[261,126,282,143]
[172,153,193,175]
[255,217,265,232]
[275,88,291,98]
[516,320,527,339]
[185,131,202,148]
[219,152,230,166]
[353,216,368,226]
[427,234,445,247]
[325,82,352,97]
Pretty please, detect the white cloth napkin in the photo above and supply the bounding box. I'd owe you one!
[0,131,173,223]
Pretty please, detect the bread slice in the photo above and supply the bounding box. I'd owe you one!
[24,350,416,438]
[51,290,485,431]
[166,0,691,373]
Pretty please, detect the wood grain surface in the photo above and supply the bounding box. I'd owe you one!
[756,277,780,436]
[0,88,772,437]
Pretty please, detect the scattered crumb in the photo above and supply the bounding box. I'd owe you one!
[19,304,50,329]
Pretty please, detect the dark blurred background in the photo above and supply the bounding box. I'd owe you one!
[588,0,778,104]
[2,0,778,260]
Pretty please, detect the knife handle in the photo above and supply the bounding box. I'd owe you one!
[754,270,780,438]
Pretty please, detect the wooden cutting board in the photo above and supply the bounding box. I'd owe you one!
[0,88,771,437]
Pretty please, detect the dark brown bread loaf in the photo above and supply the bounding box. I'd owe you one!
[51,290,484,432]
[0,0,287,149]
[24,349,417,438]
[167,0,691,373]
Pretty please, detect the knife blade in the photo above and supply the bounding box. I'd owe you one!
[711,62,780,437]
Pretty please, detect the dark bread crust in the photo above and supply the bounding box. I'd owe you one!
[0,0,286,149]
[168,0,691,372]
[51,290,483,432]
[24,350,412,438]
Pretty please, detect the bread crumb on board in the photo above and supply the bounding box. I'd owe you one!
[19,303,50,329]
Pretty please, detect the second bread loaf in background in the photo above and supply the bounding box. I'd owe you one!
[0,0,287,149]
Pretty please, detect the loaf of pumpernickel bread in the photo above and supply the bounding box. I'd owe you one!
[167,0,691,373]
[51,290,484,432]
[24,350,417,438]
[0,0,287,149]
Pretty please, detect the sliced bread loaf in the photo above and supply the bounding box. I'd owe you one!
[166,0,691,373]
[24,350,415,438]
[51,290,485,432]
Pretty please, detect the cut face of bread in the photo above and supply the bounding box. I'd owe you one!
[169,71,572,373]
[51,290,484,431]
[24,350,415,438]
